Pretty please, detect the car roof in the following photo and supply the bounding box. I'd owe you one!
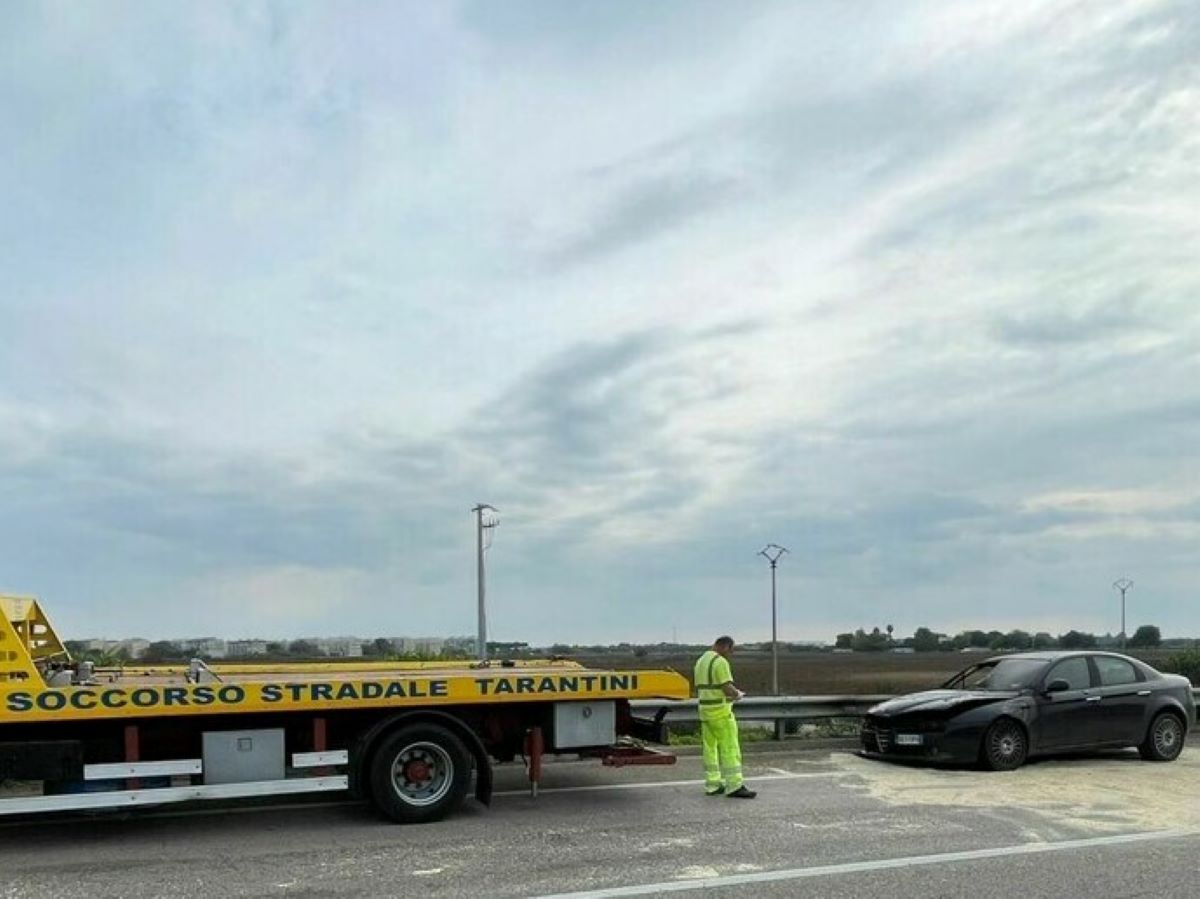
[984,650,1142,663]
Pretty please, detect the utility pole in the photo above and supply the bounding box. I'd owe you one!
[758,544,789,696]
[473,504,498,660]
[1113,578,1133,650]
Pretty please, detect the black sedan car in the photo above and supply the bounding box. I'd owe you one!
[860,651,1195,770]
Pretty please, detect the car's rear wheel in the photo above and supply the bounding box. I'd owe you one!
[1139,712,1185,762]
[981,718,1027,771]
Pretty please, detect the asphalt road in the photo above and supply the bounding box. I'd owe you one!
[3,746,1200,898]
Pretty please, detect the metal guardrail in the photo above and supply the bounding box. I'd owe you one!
[630,695,889,726]
[631,689,1200,728]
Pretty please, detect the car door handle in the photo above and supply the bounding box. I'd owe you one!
[1137,690,1151,696]
[1085,696,1103,702]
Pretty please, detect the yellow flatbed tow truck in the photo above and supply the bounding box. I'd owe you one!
[0,595,689,823]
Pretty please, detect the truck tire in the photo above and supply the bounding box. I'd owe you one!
[368,722,472,824]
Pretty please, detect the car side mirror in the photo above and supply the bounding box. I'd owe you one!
[1044,679,1070,694]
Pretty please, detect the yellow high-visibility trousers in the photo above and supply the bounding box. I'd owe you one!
[700,713,743,792]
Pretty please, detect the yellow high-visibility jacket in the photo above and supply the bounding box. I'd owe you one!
[693,650,734,721]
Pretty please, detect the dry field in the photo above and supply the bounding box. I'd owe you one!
[577,649,1180,695]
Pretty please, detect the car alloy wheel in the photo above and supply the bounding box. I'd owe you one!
[983,719,1027,771]
[1141,713,1185,762]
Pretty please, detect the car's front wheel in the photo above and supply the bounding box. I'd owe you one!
[1139,712,1185,762]
[981,718,1028,771]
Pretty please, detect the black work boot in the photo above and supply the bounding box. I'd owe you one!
[727,785,757,799]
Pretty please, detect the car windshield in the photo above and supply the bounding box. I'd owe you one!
[945,658,1046,691]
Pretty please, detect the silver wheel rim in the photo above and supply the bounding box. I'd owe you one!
[390,741,454,807]
[1154,718,1181,757]
[991,726,1022,763]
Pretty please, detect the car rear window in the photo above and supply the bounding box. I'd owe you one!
[1095,656,1139,686]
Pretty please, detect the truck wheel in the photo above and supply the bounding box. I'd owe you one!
[368,723,472,824]
[1139,712,1185,762]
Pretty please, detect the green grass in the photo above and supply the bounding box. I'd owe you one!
[667,725,776,746]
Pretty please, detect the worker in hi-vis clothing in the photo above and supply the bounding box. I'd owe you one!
[693,636,756,798]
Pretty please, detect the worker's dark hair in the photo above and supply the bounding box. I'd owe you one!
[714,636,734,649]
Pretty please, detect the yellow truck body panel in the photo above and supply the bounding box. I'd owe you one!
[0,596,690,725]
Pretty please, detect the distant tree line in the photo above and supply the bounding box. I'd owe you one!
[63,642,132,666]
[834,625,1164,652]
[1165,649,1200,685]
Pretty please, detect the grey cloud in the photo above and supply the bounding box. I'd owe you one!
[989,299,1156,347]
[455,327,760,552]
[543,173,742,268]
[466,326,753,466]
[459,0,775,57]
[757,76,999,188]
[472,330,665,468]
[0,424,466,601]
[694,318,764,341]
[1072,2,1200,93]
[544,59,1002,272]
[863,7,1198,258]
[0,326,750,626]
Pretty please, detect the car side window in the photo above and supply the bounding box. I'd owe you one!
[1095,656,1139,686]
[1046,657,1091,691]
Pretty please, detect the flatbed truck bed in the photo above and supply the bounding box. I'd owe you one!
[0,595,689,823]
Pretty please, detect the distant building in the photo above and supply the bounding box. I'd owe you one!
[393,637,446,656]
[317,638,364,658]
[121,639,150,659]
[890,647,915,654]
[181,638,228,659]
[227,640,268,657]
[83,639,120,654]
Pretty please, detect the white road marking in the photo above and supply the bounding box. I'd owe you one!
[494,771,838,797]
[766,767,792,776]
[530,829,1200,898]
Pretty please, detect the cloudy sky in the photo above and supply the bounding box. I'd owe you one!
[2,1,1198,645]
